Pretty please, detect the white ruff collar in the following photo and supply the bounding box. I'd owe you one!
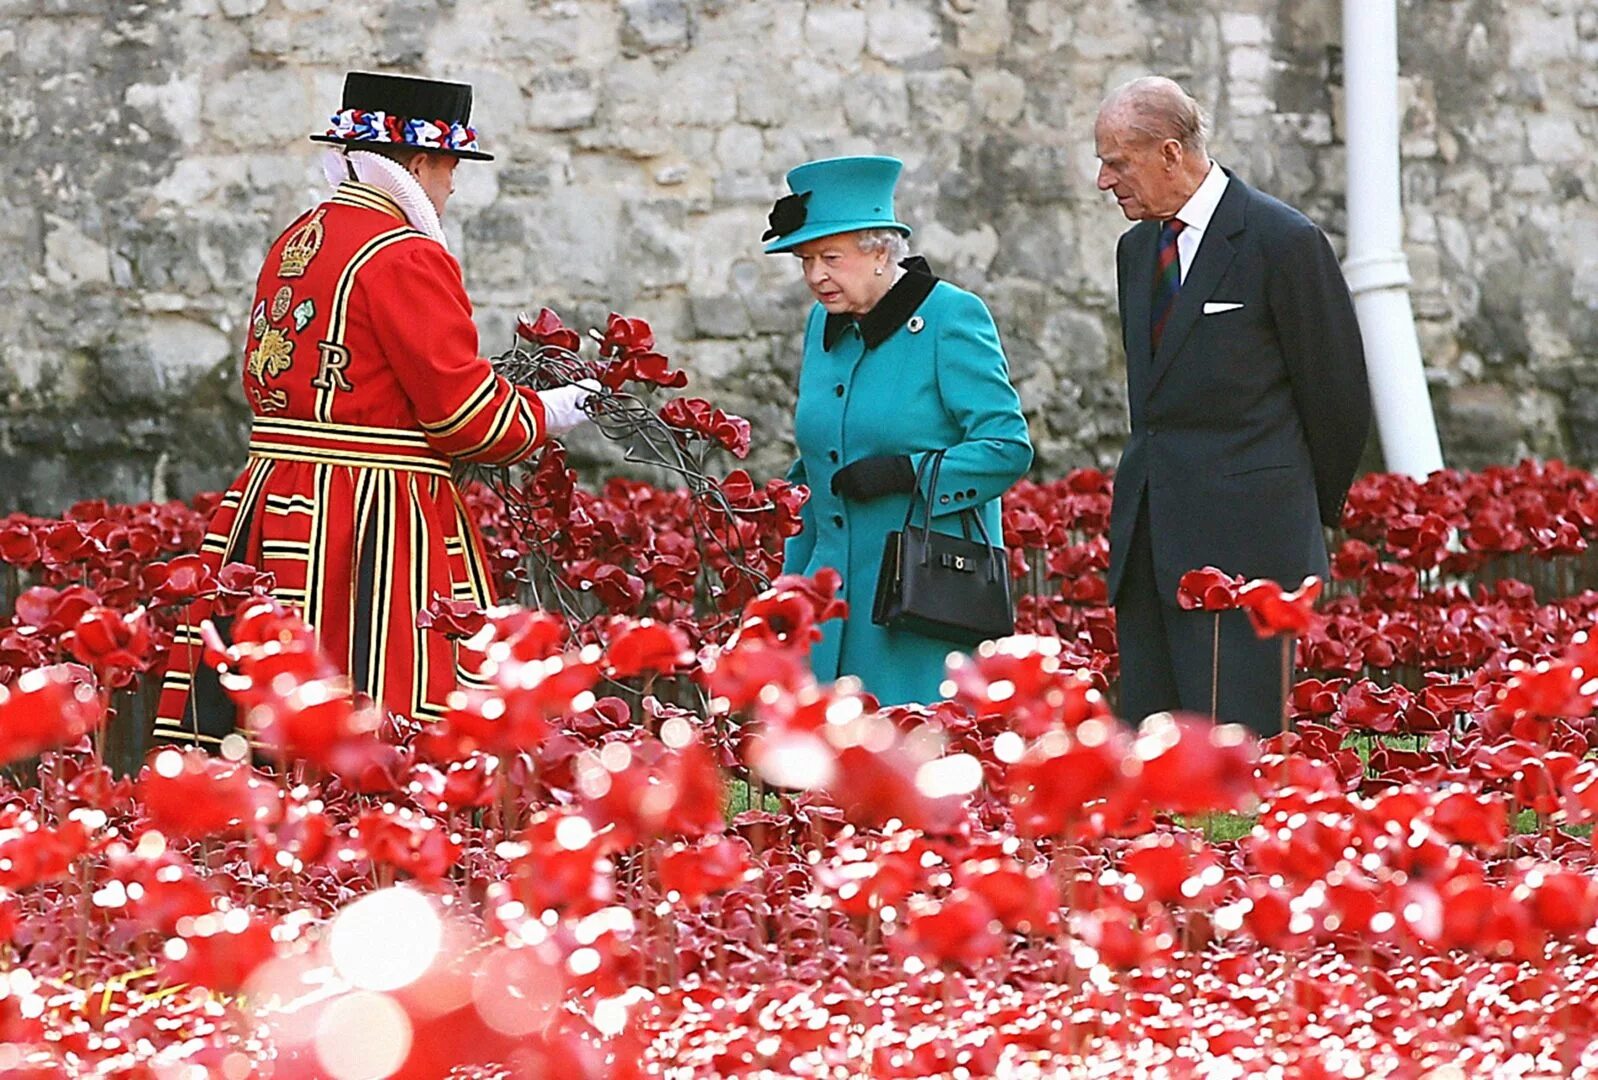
[321,148,448,249]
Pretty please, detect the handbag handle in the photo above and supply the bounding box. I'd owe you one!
[901,449,945,536]
[900,450,1003,583]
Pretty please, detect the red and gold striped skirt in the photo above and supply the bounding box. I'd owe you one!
[154,417,498,748]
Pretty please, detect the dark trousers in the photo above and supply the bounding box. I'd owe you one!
[1113,500,1290,736]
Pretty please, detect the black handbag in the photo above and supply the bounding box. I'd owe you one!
[871,450,1014,646]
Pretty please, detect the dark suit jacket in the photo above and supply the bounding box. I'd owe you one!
[1106,170,1372,603]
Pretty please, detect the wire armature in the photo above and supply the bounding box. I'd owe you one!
[472,336,778,645]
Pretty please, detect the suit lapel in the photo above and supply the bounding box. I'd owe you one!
[1122,221,1158,404]
[1146,177,1248,397]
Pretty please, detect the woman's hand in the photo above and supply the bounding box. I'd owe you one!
[831,454,916,500]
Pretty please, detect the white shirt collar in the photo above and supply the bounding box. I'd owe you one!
[320,148,449,249]
[1174,162,1228,234]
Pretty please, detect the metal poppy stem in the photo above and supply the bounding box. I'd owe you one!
[1210,613,1221,720]
[1280,634,1293,791]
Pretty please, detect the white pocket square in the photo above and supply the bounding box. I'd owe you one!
[1203,302,1243,315]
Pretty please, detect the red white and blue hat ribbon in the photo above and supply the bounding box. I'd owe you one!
[324,108,481,154]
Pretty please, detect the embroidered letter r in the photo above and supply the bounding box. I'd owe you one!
[312,342,354,392]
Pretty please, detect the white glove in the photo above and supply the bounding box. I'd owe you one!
[539,379,601,437]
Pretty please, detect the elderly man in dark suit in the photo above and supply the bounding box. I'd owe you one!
[1096,76,1371,735]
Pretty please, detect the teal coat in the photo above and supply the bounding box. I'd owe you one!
[783,263,1033,705]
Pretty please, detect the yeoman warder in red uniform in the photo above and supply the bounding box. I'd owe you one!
[155,72,595,748]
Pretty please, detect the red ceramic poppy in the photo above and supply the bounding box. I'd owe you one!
[356,808,462,883]
[494,808,616,917]
[516,306,582,352]
[138,749,279,840]
[604,618,692,679]
[161,910,279,992]
[0,665,106,766]
[895,889,1003,970]
[63,605,155,689]
[1176,567,1245,612]
[661,397,753,460]
[1236,575,1323,637]
[658,835,754,904]
[415,595,489,640]
[1130,712,1258,815]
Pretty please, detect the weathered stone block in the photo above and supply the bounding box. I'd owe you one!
[804,5,867,59]
[688,295,753,339]
[124,75,202,145]
[1219,12,1268,47]
[970,135,1075,206]
[142,316,234,383]
[659,63,740,128]
[714,125,765,173]
[842,72,910,134]
[522,187,622,290]
[1071,1,1144,60]
[737,76,792,128]
[620,199,692,291]
[865,0,941,64]
[916,220,999,279]
[973,69,1026,125]
[946,0,1011,56]
[43,216,111,287]
[204,71,311,149]
[1507,7,1576,67]
[1440,382,1525,467]
[620,0,690,53]
[907,70,972,132]
[1527,115,1584,163]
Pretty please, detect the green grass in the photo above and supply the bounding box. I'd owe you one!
[1343,731,1429,763]
[725,778,785,818]
[1176,812,1254,842]
[1186,807,1597,845]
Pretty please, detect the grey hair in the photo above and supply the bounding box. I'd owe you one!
[1099,76,1210,155]
[855,228,911,264]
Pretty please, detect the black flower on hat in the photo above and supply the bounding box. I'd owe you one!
[762,192,811,242]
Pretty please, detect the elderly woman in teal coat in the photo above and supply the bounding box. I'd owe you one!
[765,156,1033,705]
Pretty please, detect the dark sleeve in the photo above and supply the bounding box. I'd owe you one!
[1114,232,1131,356]
[1266,222,1372,526]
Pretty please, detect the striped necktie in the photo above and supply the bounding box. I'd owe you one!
[1150,218,1186,350]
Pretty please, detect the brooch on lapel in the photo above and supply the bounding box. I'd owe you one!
[762,191,811,242]
[907,315,924,334]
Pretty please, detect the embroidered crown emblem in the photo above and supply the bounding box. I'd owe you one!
[278,208,326,278]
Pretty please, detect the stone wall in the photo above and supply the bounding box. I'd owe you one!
[0,0,1594,512]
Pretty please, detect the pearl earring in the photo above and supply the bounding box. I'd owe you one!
[874,266,884,276]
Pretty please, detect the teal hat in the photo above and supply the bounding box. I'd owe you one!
[762,155,912,254]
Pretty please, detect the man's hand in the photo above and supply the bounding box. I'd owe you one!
[540,379,601,436]
[831,454,916,500]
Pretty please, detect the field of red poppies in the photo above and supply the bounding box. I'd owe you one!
[3,308,1598,1077]
[2,454,1598,1078]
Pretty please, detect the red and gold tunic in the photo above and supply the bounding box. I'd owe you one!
[155,180,546,747]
